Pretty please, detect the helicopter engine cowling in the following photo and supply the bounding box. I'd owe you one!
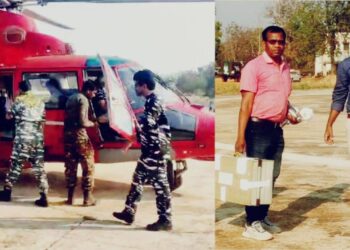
[0,10,72,67]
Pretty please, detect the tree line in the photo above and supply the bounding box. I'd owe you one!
[216,0,350,75]
[163,63,214,98]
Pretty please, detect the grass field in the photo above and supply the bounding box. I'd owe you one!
[215,75,337,95]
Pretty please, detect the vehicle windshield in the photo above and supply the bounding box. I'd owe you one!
[115,66,184,110]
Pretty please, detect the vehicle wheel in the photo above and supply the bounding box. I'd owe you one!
[166,160,183,191]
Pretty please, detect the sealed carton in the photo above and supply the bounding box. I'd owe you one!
[215,155,274,206]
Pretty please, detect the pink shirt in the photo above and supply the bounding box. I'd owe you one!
[240,52,292,123]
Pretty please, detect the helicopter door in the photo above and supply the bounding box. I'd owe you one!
[0,73,14,167]
[23,71,79,160]
[98,55,137,140]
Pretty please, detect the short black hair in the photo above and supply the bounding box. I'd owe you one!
[133,70,156,90]
[82,79,96,92]
[262,25,286,41]
[19,80,31,92]
[94,76,105,89]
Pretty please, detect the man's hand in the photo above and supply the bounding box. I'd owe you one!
[134,119,141,132]
[122,135,137,153]
[235,137,245,154]
[97,114,108,124]
[324,125,334,145]
[5,112,13,120]
[287,113,301,125]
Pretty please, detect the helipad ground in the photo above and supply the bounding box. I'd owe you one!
[0,159,214,250]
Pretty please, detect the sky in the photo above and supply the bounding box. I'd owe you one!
[26,2,214,75]
[216,0,274,32]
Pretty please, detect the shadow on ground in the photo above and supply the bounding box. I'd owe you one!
[0,216,150,230]
[0,170,184,204]
[216,183,350,231]
[215,186,288,223]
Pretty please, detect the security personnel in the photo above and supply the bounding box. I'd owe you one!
[64,80,97,206]
[113,69,172,231]
[0,80,49,207]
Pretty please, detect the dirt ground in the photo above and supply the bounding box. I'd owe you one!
[0,159,214,250]
[215,89,350,250]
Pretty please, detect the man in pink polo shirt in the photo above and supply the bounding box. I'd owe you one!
[235,26,298,241]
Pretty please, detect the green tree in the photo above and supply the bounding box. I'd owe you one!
[268,0,350,74]
[216,21,223,63]
[287,1,326,71]
[164,63,214,98]
[323,0,350,73]
[221,22,260,64]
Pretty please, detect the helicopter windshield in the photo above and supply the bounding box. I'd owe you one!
[115,67,183,110]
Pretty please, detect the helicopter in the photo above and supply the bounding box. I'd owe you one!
[0,0,214,191]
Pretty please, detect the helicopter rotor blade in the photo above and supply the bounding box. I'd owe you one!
[22,8,74,30]
[33,0,211,3]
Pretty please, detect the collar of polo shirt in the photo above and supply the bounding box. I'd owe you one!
[262,51,286,64]
[262,51,287,71]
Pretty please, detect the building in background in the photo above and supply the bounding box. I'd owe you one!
[315,32,350,76]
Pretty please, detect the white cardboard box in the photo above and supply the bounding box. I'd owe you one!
[215,154,274,206]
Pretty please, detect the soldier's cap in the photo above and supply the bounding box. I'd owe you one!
[133,69,156,90]
[19,80,31,92]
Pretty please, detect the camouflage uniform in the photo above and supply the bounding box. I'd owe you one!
[125,93,172,222]
[64,93,95,191]
[4,92,48,194]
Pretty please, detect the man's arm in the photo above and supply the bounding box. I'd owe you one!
[235,91,255,153]
[331,62,350,112]
[159,108,171,142]
[6,100,17,120]
[141,98,162,150]
[143,98,161,130]
[79,98,94,128]
[324,109,341,145]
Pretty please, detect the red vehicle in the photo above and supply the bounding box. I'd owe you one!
[0,4,214,190]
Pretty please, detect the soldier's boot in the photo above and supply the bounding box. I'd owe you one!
[146,217,172,231]
[35,192,49,207]
[83,190,97,206]
[0,187,12,202]
[112,209,135,225]
[66,188,75,205]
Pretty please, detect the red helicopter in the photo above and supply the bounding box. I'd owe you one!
[0,0,214,190]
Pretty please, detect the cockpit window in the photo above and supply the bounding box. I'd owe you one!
[115,67,183,110]
[23,72,78,109]
[165,109,196,140]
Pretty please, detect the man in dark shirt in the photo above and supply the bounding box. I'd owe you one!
[325,57,350,146]
[64,80,97,206]
[92,77,107,118]
[113,69,172,231]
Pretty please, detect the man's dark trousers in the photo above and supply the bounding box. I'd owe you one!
[244,119,285,224]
